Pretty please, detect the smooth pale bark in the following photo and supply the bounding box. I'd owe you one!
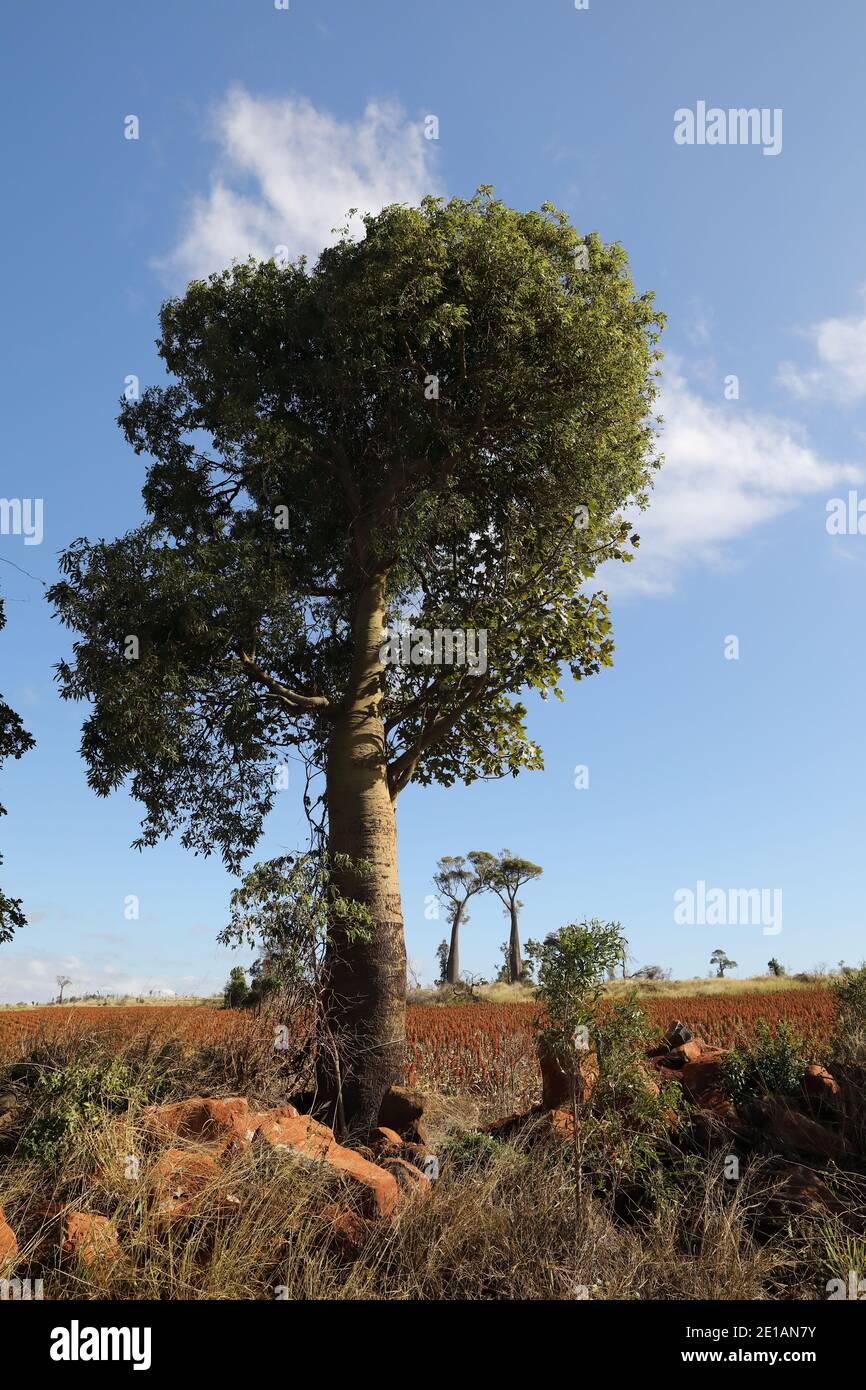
[318,575,406,1135]
[508,901,523,984]
[445,900,466,985]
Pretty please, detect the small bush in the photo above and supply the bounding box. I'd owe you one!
[19,1058,160,1165]
[223,967,250,1010]
[720,1020,808,1105]
[440,1129,505,1174]
[831,964,866,1028]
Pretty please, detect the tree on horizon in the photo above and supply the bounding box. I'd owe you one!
[473,849,544,983]
[432,854,487,985]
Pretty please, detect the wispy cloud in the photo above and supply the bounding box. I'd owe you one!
[0,953,218,1003]
[607,362,863,596]
[777,288,866,404]
[158,95,860,603]
[160,86,440,283]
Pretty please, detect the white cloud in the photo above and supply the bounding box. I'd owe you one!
[158,94,859,602]
[607,364,863,596]
[0,954,215,1004]
[161,86,439,283]
[777,290,866,403]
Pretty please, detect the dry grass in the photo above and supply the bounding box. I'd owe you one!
[0,995,220,1012]
[604,975,829,999]
[0,1092,838,1302]
[1,1019,864,1301]
[408,976,832,1009]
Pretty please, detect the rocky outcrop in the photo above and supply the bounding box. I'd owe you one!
[646,1028,738,1127]
[647,1023,852,1156]
[378,1155,432,1197]
[747,1097,852,1162]
[140,1094,431,1223]
[378,1086,428,1145]
[537,1038,599,1110]
[319,1203,374,1258]
[253,1112,334,1160]
[141,1096,271,1150]
[0,1205,17,1264]
[800,1064,841,1113]
[152,1147,241,1222]
[0,1090,429,1268]
[759,1162,846,1227]
[60,1211,121,1266]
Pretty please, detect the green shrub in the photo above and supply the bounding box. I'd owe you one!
[720,1020,808,1105]
[223,967,250,1009]
[440,1130,505,1174]
[19,1059,156,1165]
[832,964,866,1027]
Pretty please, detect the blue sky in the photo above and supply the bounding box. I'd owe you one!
[1,0,865,1001]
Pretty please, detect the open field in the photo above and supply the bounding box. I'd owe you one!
[0,990,839,1049]
[409,974,833,1009]
[0,989,841,1114]
[0,996,220,1012]
[0,983,864,1303]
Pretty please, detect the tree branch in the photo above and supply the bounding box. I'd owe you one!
[238,653,336,717]
[387,674,490,799]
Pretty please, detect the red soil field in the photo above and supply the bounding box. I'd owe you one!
[0,990,838,1106]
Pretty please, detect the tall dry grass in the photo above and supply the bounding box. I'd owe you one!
[1,1023,863,1300]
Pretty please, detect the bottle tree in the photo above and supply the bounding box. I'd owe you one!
[710,948,738,978]
[49,190,663,1131]
[432,854,486,986]
[473,849,543,984]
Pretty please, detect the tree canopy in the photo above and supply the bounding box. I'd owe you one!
[49,190,663,869]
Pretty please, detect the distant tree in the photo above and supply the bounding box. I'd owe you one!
[432,854,486,985]
[435,939,449,986]
[245,955,282,1011]
[632,964,668,981]
[0,597,35,943]
[521,939,539,983]
[710,948,737,979]
[223,966,250,1009]
[473,850,543,983]
[767,957,785,977]
[55,974,72,1004]
[495,937,536,985]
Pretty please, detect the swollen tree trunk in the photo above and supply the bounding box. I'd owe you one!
[446,901,465,985]
[318,575,406,1136]
[508,901,523,984]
